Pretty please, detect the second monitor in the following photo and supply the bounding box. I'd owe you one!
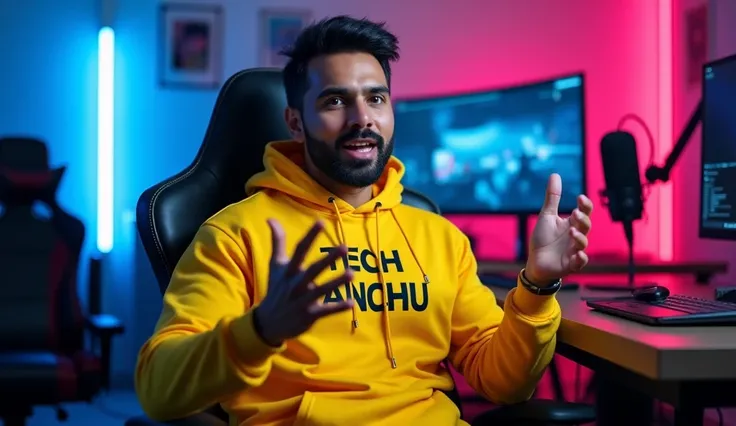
[701,55,736,241]
[393,74,586,259]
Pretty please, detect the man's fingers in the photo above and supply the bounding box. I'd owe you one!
[268,219,288,265]
[300,245,347,286]
[569,209,592,235]
[569,251,589,272]
[569,227,588,251]
[540,173,562,216]
[286,221,324,276]
[306,300,354,321]
[302,271,354,301]
[577,194,594,215]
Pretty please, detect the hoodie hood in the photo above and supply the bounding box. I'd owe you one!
[245,140,405,214]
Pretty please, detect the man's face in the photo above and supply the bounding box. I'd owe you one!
[285,52,395,188]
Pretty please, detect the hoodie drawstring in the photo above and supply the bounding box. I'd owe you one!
[328,197,359,329]
[389,208,431,285]
[328,197,430,370]
[373,202,396,368]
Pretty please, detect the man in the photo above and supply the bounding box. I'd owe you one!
[136,16,593,426]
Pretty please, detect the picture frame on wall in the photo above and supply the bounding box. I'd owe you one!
[259,8,313,68]
[159,3,224,89]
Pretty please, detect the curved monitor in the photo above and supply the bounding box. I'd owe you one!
[700,55,736,241]
[393,73,586,215]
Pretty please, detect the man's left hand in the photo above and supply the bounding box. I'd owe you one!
[525,173,593,284]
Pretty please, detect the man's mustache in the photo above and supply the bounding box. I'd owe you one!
[336,128,384,149]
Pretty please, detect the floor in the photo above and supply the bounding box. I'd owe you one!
[11,360,736,425]
[19,391,142,426]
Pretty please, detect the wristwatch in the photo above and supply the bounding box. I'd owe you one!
[519,268,562,296]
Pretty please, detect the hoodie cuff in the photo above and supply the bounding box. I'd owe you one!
[509,281,559,318]
[226,311,286,365]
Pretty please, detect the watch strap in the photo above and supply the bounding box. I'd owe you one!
[519,268,562,296]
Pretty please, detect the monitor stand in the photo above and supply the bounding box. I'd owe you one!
[475,214,532,289]
[469,214,530,263]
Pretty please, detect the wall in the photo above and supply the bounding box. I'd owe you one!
[2,0,666,386]
[0,0,99,297]
[672,0,736,283]
[710,0,736,56]
[114,0,665,259]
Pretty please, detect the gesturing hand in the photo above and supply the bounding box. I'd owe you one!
[253,219,354,347]
[525,173,594,284]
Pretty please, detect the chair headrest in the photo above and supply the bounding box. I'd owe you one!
[195,68,291,195]
[0,137,65,200]
[137,68,290,287]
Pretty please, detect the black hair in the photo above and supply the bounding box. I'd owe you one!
[281,16,400,110]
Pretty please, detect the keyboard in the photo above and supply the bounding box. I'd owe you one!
[587,295,736,325]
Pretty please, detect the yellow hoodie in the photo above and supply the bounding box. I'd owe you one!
[136,141,562,426]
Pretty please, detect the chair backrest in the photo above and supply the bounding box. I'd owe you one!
[136,68,460,420]
[0,163,85,353]
[137,69,290,292]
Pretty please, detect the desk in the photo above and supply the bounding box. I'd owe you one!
[478,260,728,283]
[490,276,736,426]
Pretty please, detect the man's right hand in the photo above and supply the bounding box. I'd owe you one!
[253,219,354,347]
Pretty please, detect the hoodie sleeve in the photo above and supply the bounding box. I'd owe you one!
[135,223,285,421]
[448,234,561,405]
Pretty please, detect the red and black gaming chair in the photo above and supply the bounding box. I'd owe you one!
[0,137,125,426]
[126,69,595,426]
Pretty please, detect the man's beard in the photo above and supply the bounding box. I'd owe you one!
[304,126,393,188]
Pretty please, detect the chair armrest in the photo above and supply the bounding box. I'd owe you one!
[85,314,125,335]
[125,413,228,426]
[471,399,596,426]
[84,314,124,390]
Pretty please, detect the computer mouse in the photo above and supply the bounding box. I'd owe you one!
[631,285,670,303]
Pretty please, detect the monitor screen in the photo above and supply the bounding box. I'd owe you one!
[700,55,736,240]
[392,74,586,215]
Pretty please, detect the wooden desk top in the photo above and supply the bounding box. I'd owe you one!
[490,276,736,381]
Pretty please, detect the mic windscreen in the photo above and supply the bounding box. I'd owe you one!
[600,131,644,222]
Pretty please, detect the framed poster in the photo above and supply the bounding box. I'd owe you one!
[259,9,312,68]
[159,3,223,89]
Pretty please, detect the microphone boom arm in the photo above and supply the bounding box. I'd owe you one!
[644,100,703,184]
[588,100,702,292]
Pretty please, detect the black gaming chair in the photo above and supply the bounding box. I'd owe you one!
[0,137,124,426]
[127,69,596,426]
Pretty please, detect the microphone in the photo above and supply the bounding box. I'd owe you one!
[597,131,645,288]
[600,131,644,225]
